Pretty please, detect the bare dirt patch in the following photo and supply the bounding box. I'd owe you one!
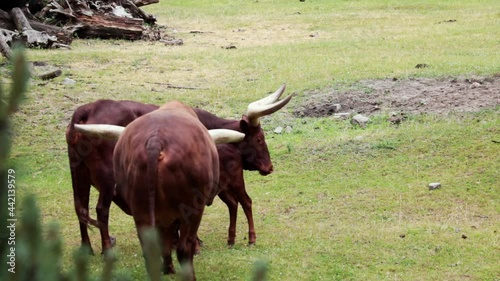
[294,76,500,117]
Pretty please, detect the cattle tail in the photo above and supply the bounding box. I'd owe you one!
[146,136,162,227]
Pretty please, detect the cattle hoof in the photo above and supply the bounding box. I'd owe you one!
[102,249,116,259]
[81,245,94,256]
[248,242,256,247]
[163,265,176,275]
[194,244,202,255]
[195,237,203,255]
[110,236,116,247]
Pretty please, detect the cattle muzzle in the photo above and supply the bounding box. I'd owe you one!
[259,165,273,176]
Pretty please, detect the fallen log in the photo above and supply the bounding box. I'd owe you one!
[11,7,57,48]
[74,14,144,40]
[38,69,62,80]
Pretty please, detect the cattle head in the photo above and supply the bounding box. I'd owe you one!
[238,84,293,176]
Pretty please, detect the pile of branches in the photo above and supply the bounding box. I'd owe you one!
[0,0,160,59]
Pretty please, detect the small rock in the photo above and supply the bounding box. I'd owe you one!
[354,136,364,141]
[399,234,406,238]
[461,234,467,239]
[274,126,283,134]
[389,117,402,124]
[331,103,341,112]
[162,39,184,46]
[285,126,293,133]
[62,78,76,85]
[333,112,351,119]
[351,114,370,127]
[470,82,481,89]
[389,112,406,125]
[428,182,441,190]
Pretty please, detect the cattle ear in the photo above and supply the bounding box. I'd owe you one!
[240,116,250,133]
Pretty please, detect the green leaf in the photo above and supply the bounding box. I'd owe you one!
[8,46,30,115]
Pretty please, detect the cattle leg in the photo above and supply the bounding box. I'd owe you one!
[95,178,115,253]
[70,164,95,254]
[135,223,163,279]
[159,223,178,274]
[218,190,239,246]
[177,217,202,281]
[238,188,256,245]
[194,236,203,255]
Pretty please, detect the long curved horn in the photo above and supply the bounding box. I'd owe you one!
[252,83,286,105]
[74,124,125,140]
[246,84,293,127]
[208,129,245,144]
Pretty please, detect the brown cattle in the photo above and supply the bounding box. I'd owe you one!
[66,100,157,252]
[66,85,292,253]
[90,101,243,279]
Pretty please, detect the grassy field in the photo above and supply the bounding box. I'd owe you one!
[4,0,500,280]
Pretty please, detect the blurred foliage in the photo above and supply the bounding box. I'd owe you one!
[1,47,30,265]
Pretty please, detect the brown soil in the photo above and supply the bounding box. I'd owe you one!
[294,76,500,117]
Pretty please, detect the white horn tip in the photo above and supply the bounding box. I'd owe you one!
[209,129,245,144]
[74,124,125,140]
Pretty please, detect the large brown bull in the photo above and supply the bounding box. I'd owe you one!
[80,101,245,279]
[66,85,292,253]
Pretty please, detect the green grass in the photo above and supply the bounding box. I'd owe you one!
[4,0,500,280]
